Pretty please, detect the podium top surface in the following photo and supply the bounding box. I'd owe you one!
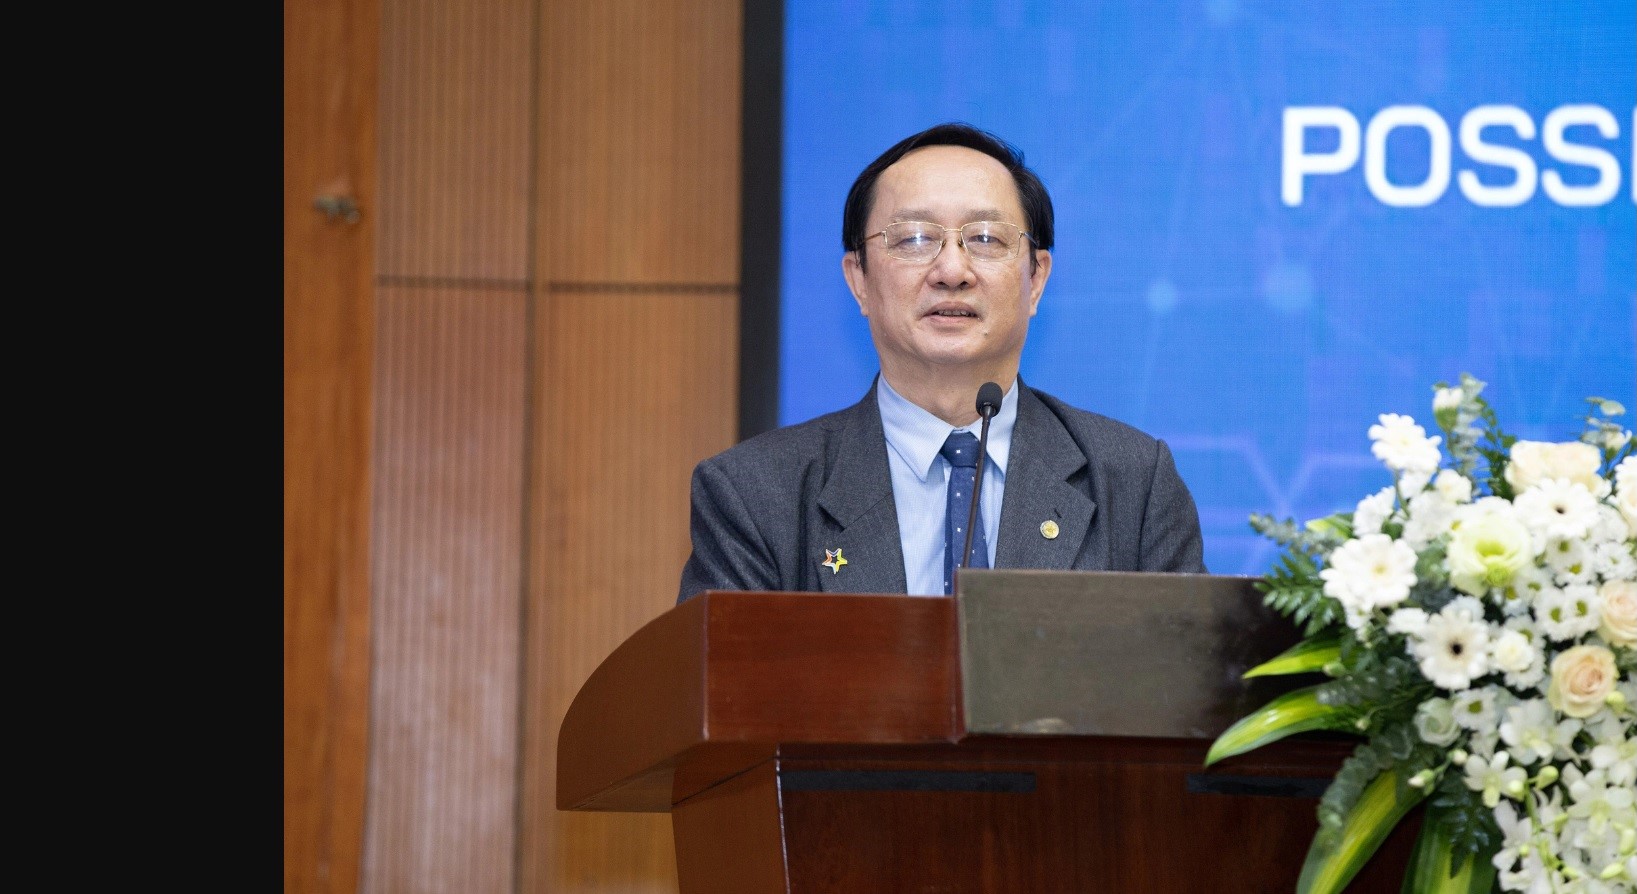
[556,572,1298,812]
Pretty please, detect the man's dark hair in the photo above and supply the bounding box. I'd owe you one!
[842,122,1055,272]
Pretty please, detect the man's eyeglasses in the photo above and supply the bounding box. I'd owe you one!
[865,220,1034,264]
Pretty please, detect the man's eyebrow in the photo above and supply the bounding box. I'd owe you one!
[887,208,1012,223]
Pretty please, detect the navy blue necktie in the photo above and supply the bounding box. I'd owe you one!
[941,431,990,595]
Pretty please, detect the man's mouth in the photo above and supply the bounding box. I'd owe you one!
[927,306,978,318]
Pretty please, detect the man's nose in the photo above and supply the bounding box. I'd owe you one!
[927,232,975,287]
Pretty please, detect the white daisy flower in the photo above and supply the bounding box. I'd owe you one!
[1388,607,1429,637]
[1515,478,1602,541]
[1590,540,1636,584]
[1413,598,1491,690]
[1403,489,1458,550]
[1434,468,1474,504]
[1352,486,1397,537]
[1368,413,1443,476]
[1320,534,1419,627]
[1534,584,1601,641]
[1496,564,1553,617]
[1451,684,1507,731]
[1540,536,1596,587]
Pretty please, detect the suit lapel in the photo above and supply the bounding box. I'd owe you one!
[815,387,907,594]
[996,385,1099,570]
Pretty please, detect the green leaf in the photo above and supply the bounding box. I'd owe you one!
[1205,685,1354,766]
[1244,633,1343,678]
[1400,806,1497,894]
[1298,768,1428,894]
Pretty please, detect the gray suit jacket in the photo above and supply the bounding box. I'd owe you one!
[677,380,1205,601]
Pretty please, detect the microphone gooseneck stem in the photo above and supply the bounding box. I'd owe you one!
[956,402,995,569]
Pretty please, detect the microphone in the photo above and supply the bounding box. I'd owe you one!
[960,382,1004,572]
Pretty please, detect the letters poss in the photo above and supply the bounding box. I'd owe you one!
[1281,104,1630,208]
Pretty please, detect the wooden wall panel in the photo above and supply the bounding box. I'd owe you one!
[377,0,534,282]
[284,0,378,886]
[364,0,742,890]
[363,285,529,894]
[540,0,742,286]
[524,288,739,892]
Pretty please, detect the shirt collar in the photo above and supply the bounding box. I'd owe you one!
[877,375,1018,483]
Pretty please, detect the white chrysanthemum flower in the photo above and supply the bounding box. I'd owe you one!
[1490,625,1546,690]
[1413,597,1491,690]
[1535,584,1601,641]
[1398,469,1433,496]
[1541,536,1596,587]
[1464,750,1527,808]
[1496,564,1553,618]
[1352,486,1397,537]
[1320,534,1419,629]
[1388,607,1429,637]
[1588,503,1632,547]
[1452,684,1507,731]
[1434,468,1474,504]
[1506,440,1609,497]
[1403,489,1458,550]
[1413,697,1461,746]
[1448,499,1535,596]
[1590,541,1636,586]
[1515,478,1603,541]
[1369,413,1443,475]
[1498,698,1562,764]
[1585,715,1637,788]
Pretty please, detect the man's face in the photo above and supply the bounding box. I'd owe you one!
[842,144,1052,391]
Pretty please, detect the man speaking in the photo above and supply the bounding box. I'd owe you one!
[679,123,1206,601]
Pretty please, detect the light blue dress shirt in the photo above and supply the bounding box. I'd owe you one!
[877,377,1017,596]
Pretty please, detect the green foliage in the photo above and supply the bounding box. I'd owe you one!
[1252,526,1345,637]
[1474,399,1516,501]
[1317,638,1431,723]
[1317,745,1385,845]
[1426,773,1500,871]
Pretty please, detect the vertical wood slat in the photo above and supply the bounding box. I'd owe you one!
[540,0,742,286]
[521,0,744,889]
[284,0,378,886]
[377,0,535,282]
[525,288,738,893]
[364,286,529,894]
[362,0,742,889]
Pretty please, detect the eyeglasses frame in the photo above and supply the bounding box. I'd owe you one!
[862,220,1036,264]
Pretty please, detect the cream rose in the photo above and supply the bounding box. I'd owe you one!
[1617,481,1637,535]
[1505,440,1607,496]
[1599,579,1637,648]
[1546,644,1618,718]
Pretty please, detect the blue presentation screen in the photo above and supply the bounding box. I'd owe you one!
[778,1,1636,575]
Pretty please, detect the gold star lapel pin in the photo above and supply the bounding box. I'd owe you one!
[822,548,848,574]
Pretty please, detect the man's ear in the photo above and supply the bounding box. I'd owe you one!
[842,251,869,315]
[1027,249,1052,316]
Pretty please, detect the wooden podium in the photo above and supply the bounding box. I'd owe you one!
[557,571,1418,892]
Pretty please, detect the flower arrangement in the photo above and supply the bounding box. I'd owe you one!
[1207,374,1636,894]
